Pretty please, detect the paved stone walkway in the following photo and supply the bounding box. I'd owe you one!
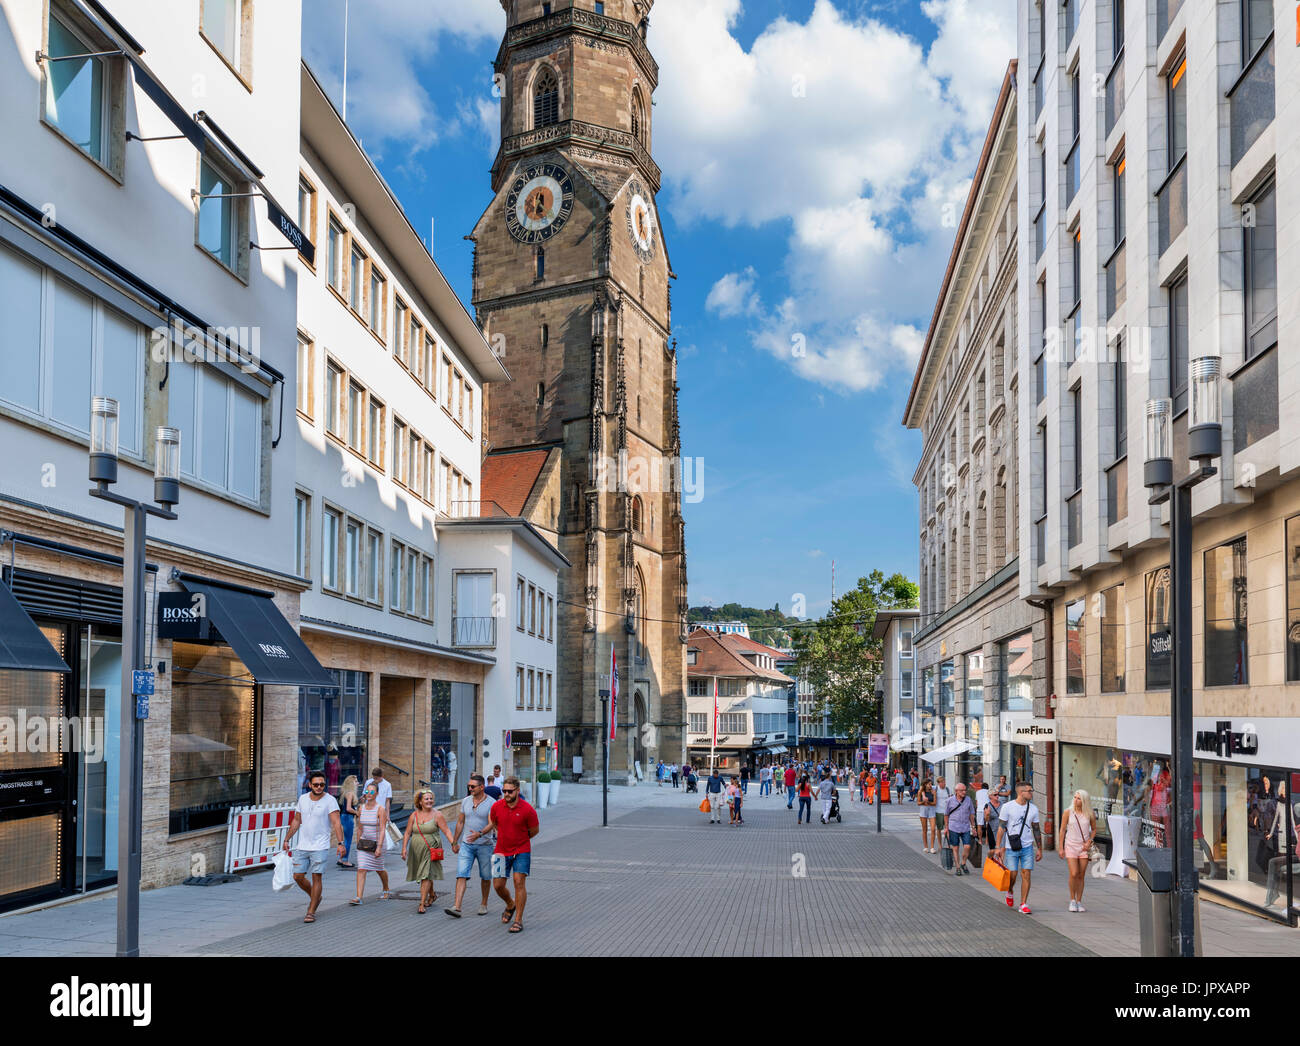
[1,782,1295,957]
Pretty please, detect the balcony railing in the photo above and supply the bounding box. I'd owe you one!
[1156,154,1187,256]
[1067,492,1082,549]
[1228,35,1274,167]
[1157,0,1185,43]
[452,616,497,647]
[1104,51,1125,138]
[1105,241,1126,318]
[1106,457,1128,526]
[445,500,511,519]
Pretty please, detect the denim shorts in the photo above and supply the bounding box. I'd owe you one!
[1003,845,1036,870]
[491,851,531,879]
[947,830,971,847]
[291,848,329,875]
[456,841,493,880]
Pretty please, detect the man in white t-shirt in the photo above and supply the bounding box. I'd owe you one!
[363,767,393,814]
[975,782,992,845]
[995,781,1043,914]
[283,770,344,922]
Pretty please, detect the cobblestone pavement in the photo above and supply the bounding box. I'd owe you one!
[192,796,1093,957]
[2,783,1295,957]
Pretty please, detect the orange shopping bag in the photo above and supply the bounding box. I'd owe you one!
[982,854,1012,893]
[699,798,711,813]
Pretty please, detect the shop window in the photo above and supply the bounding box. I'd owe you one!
[1205,537,1248,687]
[1065,600,1085,694]
[1145,566,1172,690]
[298,669,368,803]
[430,681,476,805]
[999,632,1033,711]
[170,642,255,833]
[1099,584,1125,693]
[1060,743,1173,849]
[1287,515,1300,682]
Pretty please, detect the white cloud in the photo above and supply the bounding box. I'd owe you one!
[301,0,501,157]
[651,0,1016,393]
[705,267,760,318]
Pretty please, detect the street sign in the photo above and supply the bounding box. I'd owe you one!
[867,734,890,765]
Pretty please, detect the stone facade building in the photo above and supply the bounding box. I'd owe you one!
[473,0,688,783]
[905,65,1047,804]
[1015,0,1299,921]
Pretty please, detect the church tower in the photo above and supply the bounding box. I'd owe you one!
[471,0,687,781]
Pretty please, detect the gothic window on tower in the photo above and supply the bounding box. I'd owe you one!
[541,323,549,350]
[536,381,545,406]
[535,246,545,281]
[631,88,645,144]
[533,67,559,129]
[631,495,643,534]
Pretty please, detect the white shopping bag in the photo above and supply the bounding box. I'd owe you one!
[385,821,402,852]
[271,850,294,891]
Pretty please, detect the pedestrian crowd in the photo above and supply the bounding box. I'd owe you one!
[282,765,540,932]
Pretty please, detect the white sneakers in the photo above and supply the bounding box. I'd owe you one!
[1068,899,1088,912]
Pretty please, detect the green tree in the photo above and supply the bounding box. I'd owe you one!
[793,571,918,738]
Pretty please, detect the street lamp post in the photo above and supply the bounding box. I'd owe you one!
[88,398,180,958]
[1143,356,1222,958]
[874,681,885,834]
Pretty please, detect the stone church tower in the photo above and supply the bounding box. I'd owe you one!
[471,0,687,781]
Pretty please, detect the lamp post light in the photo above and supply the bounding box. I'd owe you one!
[598,674,610,828]
[1143,356,1222,958]
[88,398,180,958]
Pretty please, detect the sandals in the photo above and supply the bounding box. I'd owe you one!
[508,921,523,933]
[348,897,362,906]
[501,907,516,924]
[445,907,463,918]
[304,914,317,922]
[381,891,392,900]
[417,905,427,914]
[477,904,489,916]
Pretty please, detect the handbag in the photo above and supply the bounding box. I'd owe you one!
[941,844,954,871]
[982,853,1012,893]
[357,838,378,852]
[417,819,444,863]
[699,798,711,813]
[968,838,983,867]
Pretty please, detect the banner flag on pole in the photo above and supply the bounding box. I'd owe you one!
[610,645,619,741]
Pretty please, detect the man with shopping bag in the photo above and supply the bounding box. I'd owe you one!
[703,768,725,823]
[282,770,346,923]
[994,781,1043,914]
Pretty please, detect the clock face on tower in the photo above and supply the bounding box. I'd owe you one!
[505,163,575,244]
[626,179,656,263]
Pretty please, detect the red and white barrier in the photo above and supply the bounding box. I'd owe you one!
[224,803,297,874]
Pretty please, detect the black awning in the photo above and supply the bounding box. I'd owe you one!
[0,582,70,672]
[179,581,335,687]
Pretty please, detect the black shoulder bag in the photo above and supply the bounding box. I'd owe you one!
[1007,802,1032,852]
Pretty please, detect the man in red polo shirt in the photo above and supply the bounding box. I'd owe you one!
[469,774,540,933]
[784,764,798,809]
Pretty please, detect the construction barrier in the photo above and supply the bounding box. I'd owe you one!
[224,803,296,874]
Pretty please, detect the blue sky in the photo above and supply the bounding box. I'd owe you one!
[302,0,1016,618]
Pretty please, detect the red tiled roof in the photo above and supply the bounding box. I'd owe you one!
[482,448,550,516]
[719,631,789,659]
[687,627,793,684]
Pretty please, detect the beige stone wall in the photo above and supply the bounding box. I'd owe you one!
[1050,476,1300,749]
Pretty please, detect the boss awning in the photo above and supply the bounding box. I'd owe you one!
[177,579,334,687]
[0,582,70,672]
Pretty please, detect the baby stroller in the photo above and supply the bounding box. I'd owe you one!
[685,772,698,793]
[828,787,842,823]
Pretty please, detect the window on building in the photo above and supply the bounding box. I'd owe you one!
[43,4,123,174]
[1066,599,1085,694]
[294,491,310,577]
[347,380,364,452]
[201,0,246,73]
[1114,339,1127,460]
[545,673,553,710]
[1168,53,1187,168]
[965,652,984,717]
[516,577,526,630]
[547,595,554,641]
[534,67,559,128]
[1243,177,1277,361]
[322,508,340,591]
[392,418,407,485]
[720,713,747,734]
[404,549,417,615]
[689,711,707,732]
[1242,0,1273,62]
[1204,537,1248,686]
[296,335,313,417]
[197,158,246,276]
[349,245,365,313]
[297,175,316,249]
[344,520,361,596]
[166,358,261,500]
[999,632,1033,711]
[366,396,384,466]
[423,335,436,395]
[535,246,545,281]
[528,583,537,635]
[407,430,420,490]
[1145,566,1172,690]
[1100,584,1125,692]
[394,299,409,366]
[527,668,535,710]
[1169,273,1189,414]
[368,269,385,337]
[327,216,345,293]
[420,557,432,620]
[325,360,343,437]
[421,444,435,502]
[516,666,525,710]
[366,530,381,603]
[390,540,402,611]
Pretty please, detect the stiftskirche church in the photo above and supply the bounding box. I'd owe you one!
[471,0,687,782]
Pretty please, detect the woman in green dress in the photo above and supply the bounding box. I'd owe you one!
[401,789,454,913]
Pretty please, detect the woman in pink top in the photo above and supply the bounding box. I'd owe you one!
[1059,789,1097,912]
